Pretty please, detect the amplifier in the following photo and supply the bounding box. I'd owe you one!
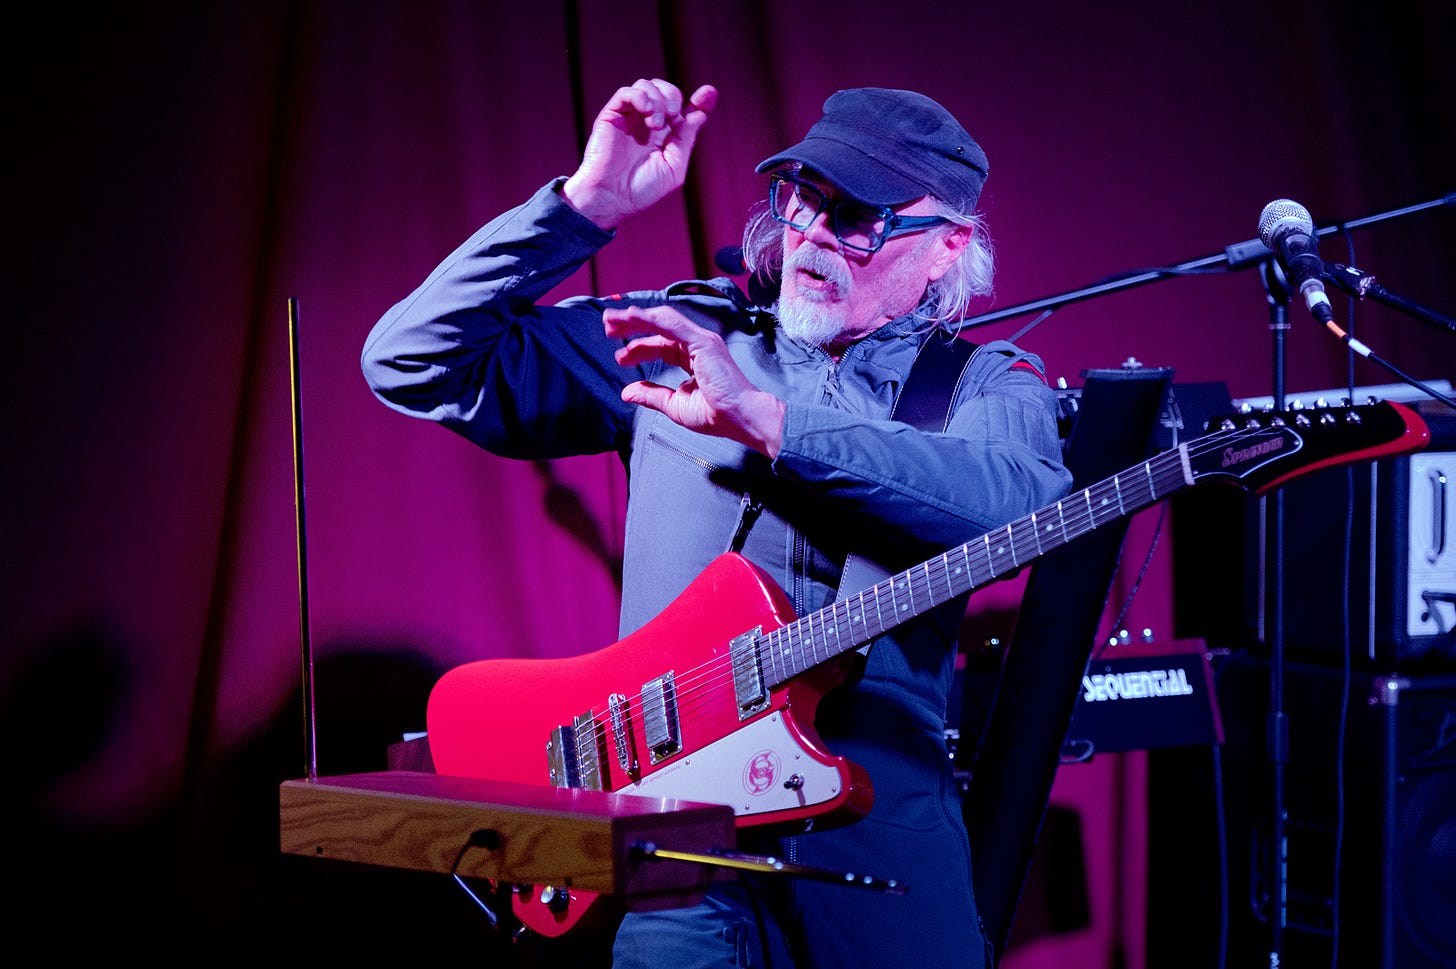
[1176,398,1456,671]
[1277,400,1454,669]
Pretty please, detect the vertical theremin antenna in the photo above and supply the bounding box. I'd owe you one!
[288,297,318,781]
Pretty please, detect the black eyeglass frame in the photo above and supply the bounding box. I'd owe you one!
[767,174,950,253]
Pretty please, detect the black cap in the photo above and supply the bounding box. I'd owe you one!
[756,88,989,209]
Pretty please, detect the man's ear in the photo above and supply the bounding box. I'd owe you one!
[926,224,974,283]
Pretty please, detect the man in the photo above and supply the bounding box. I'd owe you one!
[363,79,1071,968]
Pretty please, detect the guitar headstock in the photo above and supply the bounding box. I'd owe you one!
[1187,399,1430,495]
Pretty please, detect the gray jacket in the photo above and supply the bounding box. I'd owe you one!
[362,178,1071,823]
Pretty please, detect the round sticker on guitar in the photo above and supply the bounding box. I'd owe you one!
[743,750,780,795]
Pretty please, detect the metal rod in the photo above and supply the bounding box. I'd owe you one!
[633,843,906,894]
[288,296,317,781]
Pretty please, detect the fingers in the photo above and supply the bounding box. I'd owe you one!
[614,333,691,371]
[684,84,718,129]
[609,79,714,138]
[603,304,702,343]
[689,84,719,113]
[605,306,699,371]
[619,379,677,413]
[609,79,678,134]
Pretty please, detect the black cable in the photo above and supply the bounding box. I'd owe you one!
[1089,503,1166,663]
[448,829,502,929]
[1213,739,1228,969]
[1330,465,1356,969]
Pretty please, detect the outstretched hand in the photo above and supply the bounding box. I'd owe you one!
[605,305,785,458]
[563,79,718,230]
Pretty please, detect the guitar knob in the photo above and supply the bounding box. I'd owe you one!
[539,885,572,913]
[784,773,806,791]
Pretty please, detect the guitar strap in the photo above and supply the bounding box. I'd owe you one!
[723,331,980,559]
[707,272,980,601]
[836,334,980,600]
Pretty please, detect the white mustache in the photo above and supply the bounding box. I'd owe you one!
[783,246,850,298]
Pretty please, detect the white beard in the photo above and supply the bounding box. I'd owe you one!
[776,292,848,347]
[774,235,937,348]
[776,245,852,347]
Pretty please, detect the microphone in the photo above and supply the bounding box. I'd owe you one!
[1257,199,1334,324]
[714,245,781,307]
[714,246,747,275]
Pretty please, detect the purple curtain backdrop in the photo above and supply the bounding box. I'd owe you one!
[7,2,1453,965]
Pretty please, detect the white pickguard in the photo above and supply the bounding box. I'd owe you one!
[617,712,844,818]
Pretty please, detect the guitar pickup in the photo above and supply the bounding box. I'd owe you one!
[608,692,638,776]
[641,672,681,765]
[547,710,606,790]
[730,627,770,720]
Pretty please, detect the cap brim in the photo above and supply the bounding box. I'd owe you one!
[756,136,926,207]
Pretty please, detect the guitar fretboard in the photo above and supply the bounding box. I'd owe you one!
[758,444,1194,688]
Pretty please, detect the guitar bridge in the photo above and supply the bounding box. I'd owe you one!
[547,710,606,790]
[730,626,769,720]
[641,672,681,765]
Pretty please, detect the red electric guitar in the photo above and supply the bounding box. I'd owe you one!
[426,400,1430,936]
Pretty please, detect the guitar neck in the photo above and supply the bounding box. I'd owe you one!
[760,445,1194,688]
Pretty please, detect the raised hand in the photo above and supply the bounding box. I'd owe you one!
[604,304,785,458]
[562,79,718,230]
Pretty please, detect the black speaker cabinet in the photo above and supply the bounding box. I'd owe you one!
[1175,401,1456,672]
[1278,421,1456,670]
[1216,651,1456,968]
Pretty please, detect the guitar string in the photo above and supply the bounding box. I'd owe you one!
[564,418,1250,766]
[564,412,1362,778]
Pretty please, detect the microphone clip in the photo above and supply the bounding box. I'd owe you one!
[1323,262,1377,299]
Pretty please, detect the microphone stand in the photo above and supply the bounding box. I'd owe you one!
[944,194,1453,967]
[951,193,1453,333]
[1257,261,1293,967]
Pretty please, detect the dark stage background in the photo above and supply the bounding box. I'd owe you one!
[6,2,1453,966]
